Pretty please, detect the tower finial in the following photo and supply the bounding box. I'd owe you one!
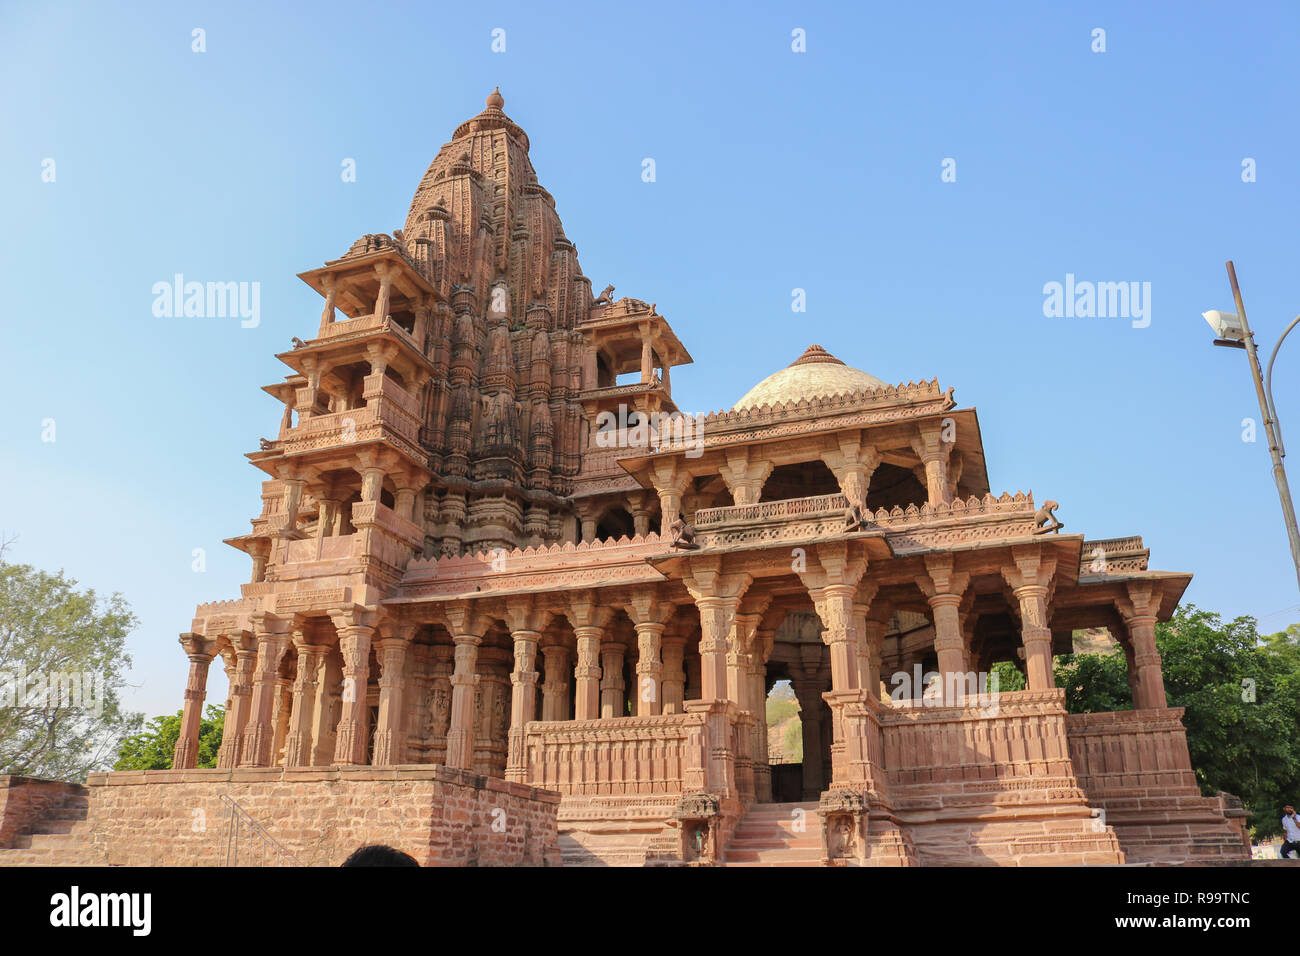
[486,86,504,109]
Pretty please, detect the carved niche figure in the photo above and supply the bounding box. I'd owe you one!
[492,687,508,739]
[593,284,615,305]
[427,684,451,738]
[1032,500,1064,535]
[828,815,858,859]
[668,517,698,550]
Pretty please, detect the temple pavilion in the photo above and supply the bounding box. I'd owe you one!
[168,89,1250,866]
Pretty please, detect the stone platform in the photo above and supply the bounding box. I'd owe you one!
[0,767,561,867]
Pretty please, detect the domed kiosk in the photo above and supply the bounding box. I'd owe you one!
[733,344,886,410]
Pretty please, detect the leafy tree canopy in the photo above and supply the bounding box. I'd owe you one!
[0,557,141,780]
[114,705,224,770]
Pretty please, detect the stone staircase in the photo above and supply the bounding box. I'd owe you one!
[723,801,823,867]
[0,787,103,866]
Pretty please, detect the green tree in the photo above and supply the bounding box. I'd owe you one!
[1157,606,1300,837]
[1054,605,1300,838]
[1055,649,1130,713]
[986,660,1025,694]
[114,705,225,770]
[0,557,141,780]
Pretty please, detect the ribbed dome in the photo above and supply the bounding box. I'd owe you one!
[733,345,886,410]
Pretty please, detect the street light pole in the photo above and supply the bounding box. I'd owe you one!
[1224,261,1300,596]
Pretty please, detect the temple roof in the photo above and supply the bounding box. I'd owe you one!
[732,345,887,410]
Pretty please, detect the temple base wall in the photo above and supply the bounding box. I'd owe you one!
[1,767,562,867]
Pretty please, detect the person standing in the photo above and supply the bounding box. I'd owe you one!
[1281,805,1300,859]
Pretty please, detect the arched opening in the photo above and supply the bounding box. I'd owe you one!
[864,462,928,512]
[760,460,841,502]
[595,506,635,541]
[764,665,804,803]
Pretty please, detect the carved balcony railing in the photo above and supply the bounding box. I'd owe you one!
[1065,709,1200,799]
[692,491,1041,554]
[282,532,358,564]
[879,688,1076,787]
[273,398,423,462]
[1079,536,1150,575]
[350,499,423,548]
[523,713,707,797]
[315,311,421,349]
[694,492,848,529]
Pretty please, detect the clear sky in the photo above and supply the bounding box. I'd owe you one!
[2,0,1298,719]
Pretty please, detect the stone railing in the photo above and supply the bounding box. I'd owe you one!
[879,689,1076,786]
[317,312,420,349]
[1078,536,1150,575]
[363,371,420,420]
[1065,708,1200,796]
[398,533,666,599]
[277,395,420,455]
[691,490,1038,553]
[694,492,847,529]
[350,500,423,549]
[523,713,707,797]
[282,532,357,564]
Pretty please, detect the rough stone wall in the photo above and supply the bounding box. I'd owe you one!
[80,766,561,867]
[0,776,84,848]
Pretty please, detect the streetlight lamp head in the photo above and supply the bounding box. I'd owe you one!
[1203,309,1245,341]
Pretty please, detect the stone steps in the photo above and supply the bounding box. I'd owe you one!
[723,801,824,868]
[0,788,99,866]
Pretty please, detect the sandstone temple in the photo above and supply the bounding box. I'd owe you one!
[0,89,1252,867]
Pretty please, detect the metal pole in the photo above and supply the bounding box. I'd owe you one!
[1226,261,1300,595]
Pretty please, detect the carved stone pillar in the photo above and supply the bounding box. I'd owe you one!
[919,555,972,700]
[373,635,410,765]
[317,274,337,335]
[360,466,386,503]
[332,621,375,765]
[507,629,541,782]
[1002,547,1057,693]
[372,262,393,321]
[640,325,654,383]
[573,626,603,720]
[217,635,256,769]
[649,463,690,531]
[541,645,571,721]
[911,426,953,507]
[566,594,611,721]
[310,650,343,766]
[822,439,881,512]
[172,635,214,770]
[599,642,626,718]
[810,584,861,694]
[633,622,665,716]
[719,450,774,507]
[241,619,290,767]
[862,615,888,701]
[661,635,686,714]
[1116,582,1168,709]
[271,676,293,765]
[284,641,325,767]
[445,633,481,769]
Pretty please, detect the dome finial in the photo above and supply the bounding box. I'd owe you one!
[486,86,504,109]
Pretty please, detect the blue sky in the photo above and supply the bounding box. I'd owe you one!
[2,0,1298,718]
